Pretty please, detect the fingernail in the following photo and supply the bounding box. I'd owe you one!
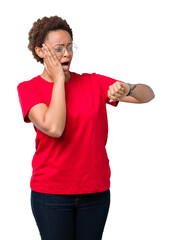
[42,44,47,49]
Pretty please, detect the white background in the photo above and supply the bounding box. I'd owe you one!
[1,0,172,239]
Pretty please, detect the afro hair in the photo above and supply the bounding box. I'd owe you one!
[28,16,73,64]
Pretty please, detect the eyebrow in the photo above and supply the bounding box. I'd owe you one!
[53,42,72,47]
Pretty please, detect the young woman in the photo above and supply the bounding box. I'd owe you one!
[17,16,155,240]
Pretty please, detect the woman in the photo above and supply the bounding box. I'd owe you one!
[17,16,155,240]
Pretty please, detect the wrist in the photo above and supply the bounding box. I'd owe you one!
[53,73,65,83]
[126,83,137,96]
[123,83,130,95]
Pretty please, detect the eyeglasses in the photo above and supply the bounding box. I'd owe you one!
[53,43,77,57]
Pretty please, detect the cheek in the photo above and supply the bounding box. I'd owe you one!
[58,56,61,62]
[70,54,73,61]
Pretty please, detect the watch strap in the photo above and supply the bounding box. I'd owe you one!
[126,83,137,96]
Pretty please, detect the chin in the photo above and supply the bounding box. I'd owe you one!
[64,70,70,75]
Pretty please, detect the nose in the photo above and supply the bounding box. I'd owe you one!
[63,47,70,57]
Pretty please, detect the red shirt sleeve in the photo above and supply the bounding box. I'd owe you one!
[93,73,123,107]
[17,82,45,123]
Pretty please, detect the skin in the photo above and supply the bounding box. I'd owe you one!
[35,29,155,103]
[35,29,73,82]
[107,81,155,103]
[28,29,155,138]
[28,30,74,138]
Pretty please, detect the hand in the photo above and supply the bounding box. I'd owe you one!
[42,44,65,82]
[107,82,130,102]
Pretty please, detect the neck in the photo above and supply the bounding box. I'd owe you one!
[41,69,71,82]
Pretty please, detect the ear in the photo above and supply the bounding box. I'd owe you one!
[35,46,44,59]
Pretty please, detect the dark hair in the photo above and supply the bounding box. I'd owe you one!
[28,16,73,64]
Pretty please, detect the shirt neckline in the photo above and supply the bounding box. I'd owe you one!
[38,71,73,84]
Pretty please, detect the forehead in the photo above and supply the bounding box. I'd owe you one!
[45,30,72,45]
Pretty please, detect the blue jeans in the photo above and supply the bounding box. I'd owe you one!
[31,189,110,240]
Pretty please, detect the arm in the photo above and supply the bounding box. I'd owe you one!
[28,45,66,138]
[107,82,155,103]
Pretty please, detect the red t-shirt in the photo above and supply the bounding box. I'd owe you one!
[17,71,120,194]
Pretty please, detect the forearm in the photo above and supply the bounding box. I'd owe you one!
[43,78,66,136]
[108,81,155,104]
[131,84,155,103]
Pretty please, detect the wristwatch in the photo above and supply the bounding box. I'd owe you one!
[126,83,137,96]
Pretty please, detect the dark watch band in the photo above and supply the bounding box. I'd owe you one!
[126,83,137,96]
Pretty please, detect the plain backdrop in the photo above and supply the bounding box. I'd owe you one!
[1,0,172,239]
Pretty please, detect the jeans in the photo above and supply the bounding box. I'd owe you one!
[31,189,110,240]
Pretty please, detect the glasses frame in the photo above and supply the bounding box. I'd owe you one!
[53,43,77,57]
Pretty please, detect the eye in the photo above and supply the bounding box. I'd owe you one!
[67,44,73,51]
[54,46,63,52]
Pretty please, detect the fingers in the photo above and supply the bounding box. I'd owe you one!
[42,44,51,67]
[108,82,125,102]
[42,44,53,62]
[42,44,62,74]
[41,44,65,80]
[42,44,59,65]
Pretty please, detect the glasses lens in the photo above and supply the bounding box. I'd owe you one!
[67,43,77,55]
[54,45,64,56]
[71,43,77,54]
[54,43,77,56]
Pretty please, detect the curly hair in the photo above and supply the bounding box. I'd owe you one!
[28,16,73,64]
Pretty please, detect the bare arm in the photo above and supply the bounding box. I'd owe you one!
[28,45,66,138]
[108,82,155,103]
